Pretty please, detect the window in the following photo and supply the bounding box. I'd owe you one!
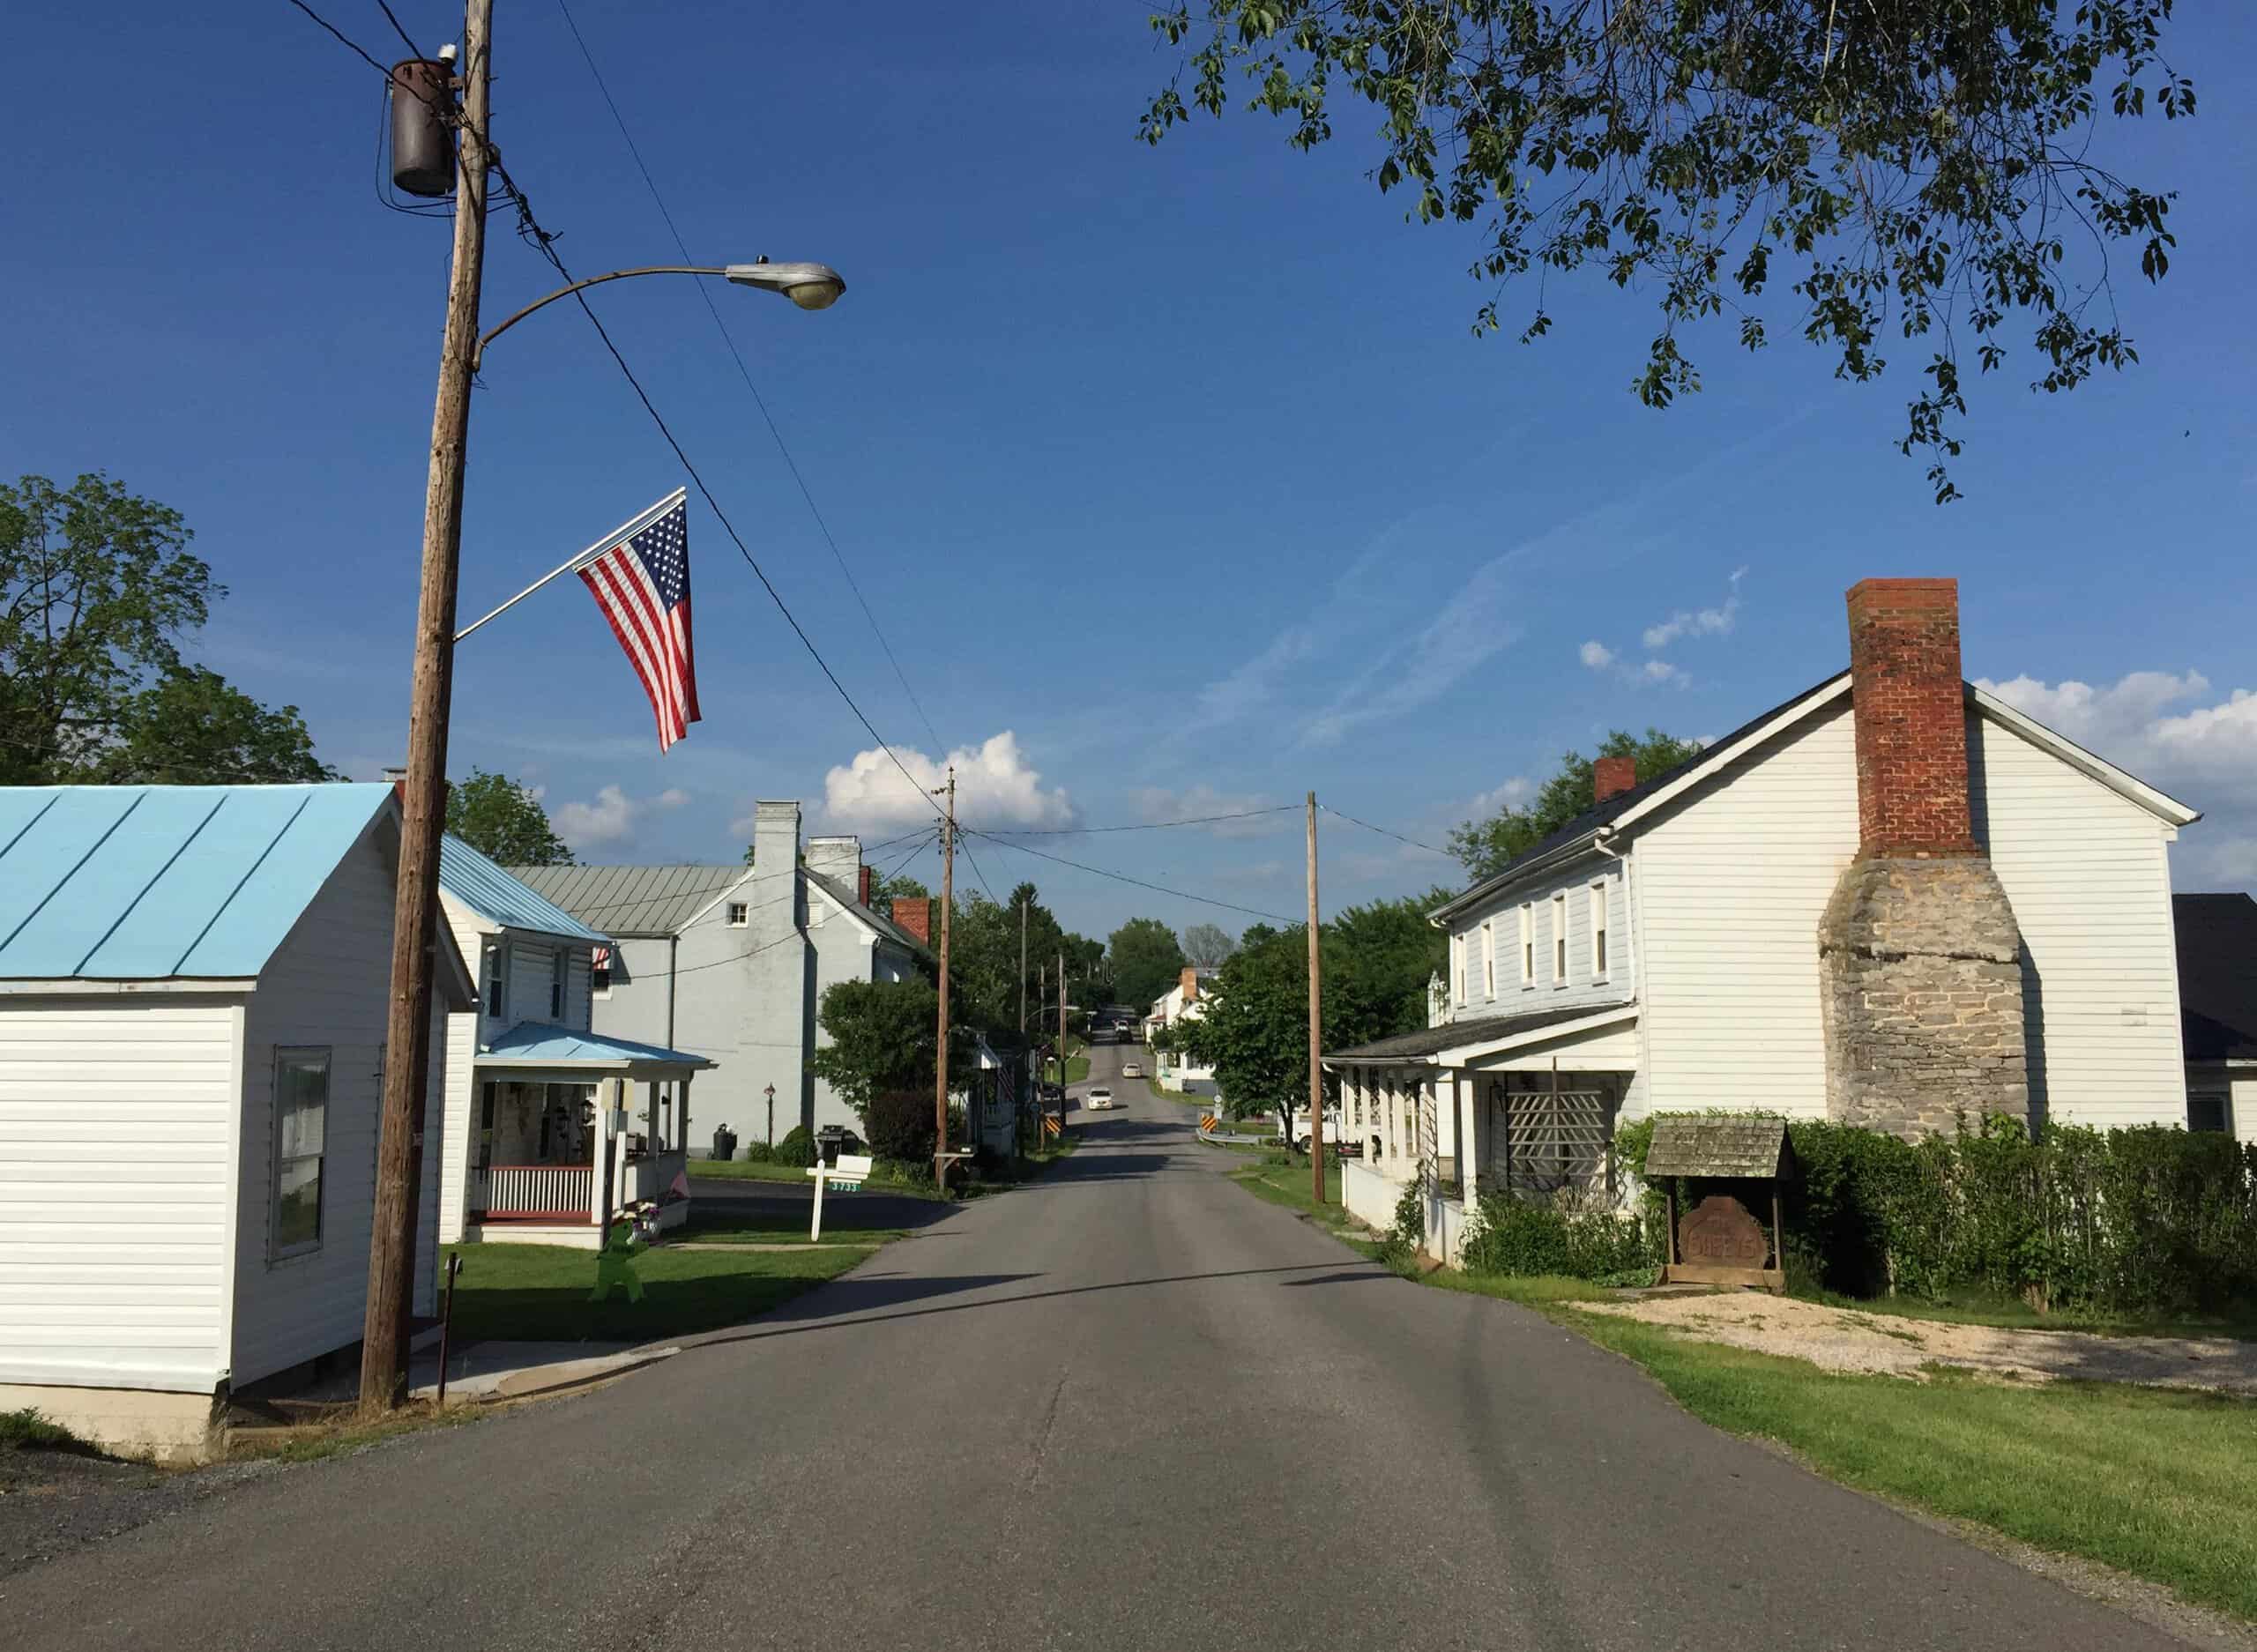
[272,1050,330,1258]
[548,950,565,1021]
[592,946,612,998]
[2188,1093,2231,1134]
[1453,934,1467,1003]
[484,950,505,1018]
[1481,920,1496,998]
[1590,882,1609,978]
[1519,904,1534,988]
[727,903,749,927]
[1553,892,1568,984]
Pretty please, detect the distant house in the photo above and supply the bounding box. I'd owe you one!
[0,783,473,1460]
[2174,892,2257,1141]
[1325,580,2205,1261]
[1148,967,1218,1098]
[436,840,710,1248]
[518,803,933,1149]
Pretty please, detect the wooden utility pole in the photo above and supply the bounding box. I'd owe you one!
[1057,949,1067,1096]
[362,0,492,1409]
[1307,791,1326,1205]
[934,767,955,1188]
[1018,895,1028,1033]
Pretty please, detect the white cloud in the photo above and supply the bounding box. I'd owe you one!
[824,731,1075,832]
[1133,785,1283,838]
[553,785,689,850]
[1642,565,1747,650]
[1467,776,1534,818]
[1977,670,2257,890]
[1639,659,1688,687]
[1579,640,1616,670]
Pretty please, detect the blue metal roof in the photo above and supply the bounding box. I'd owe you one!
[476,1022,712,1069]
[438,837,608,943]
[0,784,395,981]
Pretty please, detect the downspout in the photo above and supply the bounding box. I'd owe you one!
[667,934,679,1050]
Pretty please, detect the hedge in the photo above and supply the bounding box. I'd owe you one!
[1618,1112,2257,1313]
[1458,1191,1655,1284]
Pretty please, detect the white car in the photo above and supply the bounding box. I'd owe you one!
[1121,1061,1143,1079]
[1084,1086,1116,1110]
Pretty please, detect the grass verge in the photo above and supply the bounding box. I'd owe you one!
[0,1408,94,1453]
[689,1157,946,1199]
[443,1241,872,1343]
[674,1206,905,1246]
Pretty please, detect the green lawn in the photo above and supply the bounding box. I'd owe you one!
[443,1241,871,1343]
[674,1206,906,1246]
[688,1157,945,1199]
[1229,1156,1375,1252]
[1559,1304,2257,1621]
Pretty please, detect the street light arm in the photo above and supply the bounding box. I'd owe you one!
[474,266,728,367]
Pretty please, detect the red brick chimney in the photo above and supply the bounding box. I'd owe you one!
[1845,578,1977,856]
[858,864,873,908]
[1592,755,1636,804]
[1181,965,1198,1002]
[890,897,931,945]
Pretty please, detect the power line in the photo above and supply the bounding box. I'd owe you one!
[955,830,1002,906]
[550,0,947,757]
[964,828,1295,924]
[1316,804,1456,859]
[977,805,1298,837]
[372,0,423,58]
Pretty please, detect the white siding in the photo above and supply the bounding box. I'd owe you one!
[234,828,445,1387]
[507,941,558,1026]
[0,995,240,1391]
[1635,700,1859,1118]
[436,1001,479,1243]
[1449,867,1630,1016]
[1972,716,2187,1129]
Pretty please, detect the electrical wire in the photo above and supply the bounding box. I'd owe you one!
[977,805,1298,837]
[550,0,947,758]
[953,829,1002,906]
[963,829,1295,924]
[1315,803,1456,859]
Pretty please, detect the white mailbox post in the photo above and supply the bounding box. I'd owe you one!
[806,1153,874,1241]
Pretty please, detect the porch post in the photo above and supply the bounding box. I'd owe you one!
[1459,1068,1479,1206]
[679,1073,692,1160]
[589,1080,609,1230]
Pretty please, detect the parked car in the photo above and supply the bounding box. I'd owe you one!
[1121,1061,1142,1078]
[1084,1086,1116,1110]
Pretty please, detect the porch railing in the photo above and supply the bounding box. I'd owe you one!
[621,1148,688,1207]
[482,1164,594,1223]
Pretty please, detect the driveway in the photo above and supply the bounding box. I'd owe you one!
[0,1041,2201,1649]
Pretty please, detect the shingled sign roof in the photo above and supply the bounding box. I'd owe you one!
[1642,1116,1793,1179]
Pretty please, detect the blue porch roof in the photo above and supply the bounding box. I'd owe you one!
[477,1022,712,1071]
[0,783,394,981]
[439,837,608,944]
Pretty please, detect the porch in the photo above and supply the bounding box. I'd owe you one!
[465,1025,712,1248]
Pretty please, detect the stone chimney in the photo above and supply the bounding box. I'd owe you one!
[805,834,861,892]
[1818,579,2027,1139]
[891,897,932,946]
[1181,965,1199,1002]
[1593,755,1636,804]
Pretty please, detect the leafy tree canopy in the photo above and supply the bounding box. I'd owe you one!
[810,977,972,1123]
[1109,916,1188,1009]
[1448,728,1703,882]
[1,473,339,784]
[1143,1,2193,502]
[943,882,1105,1036]
[450,768,574,866]
[870,869,930,906]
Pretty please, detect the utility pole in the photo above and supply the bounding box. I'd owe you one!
[1307,791,1326,1205]
[362,0,492,1410]
[934,767,955,1190]
[1018,895,1029,1033]
[1057,948,1067,1097]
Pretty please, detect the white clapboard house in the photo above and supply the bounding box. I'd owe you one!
[1325,580,2205,1261]
[0,783,473,1460]
[436,838,711,1248]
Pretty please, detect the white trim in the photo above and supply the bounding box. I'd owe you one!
[1323,1003,1641,1070]
[676,868,761,934]
[1968,685,2201,825]
[217,1001,247,1388]
[0,977,257,995]
[0,1360,223,1393]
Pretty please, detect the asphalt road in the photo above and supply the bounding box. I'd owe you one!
[0,1044,2194,1650]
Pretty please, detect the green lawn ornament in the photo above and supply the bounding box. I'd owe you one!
[589,1213,647,1305]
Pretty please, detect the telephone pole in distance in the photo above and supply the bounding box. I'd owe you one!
[934,767,955,1189]
[1307,791,1327,1205]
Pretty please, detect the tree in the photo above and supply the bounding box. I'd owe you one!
[1109,917,1188,1010]
[809,977,972,1123]
[1,473,338,785]
[870,869,930,907]
[1143,2,2192,502]
[449,768,573,866]
[1449,729,1703,883]
[1180,921,1238,970]
[1173,896,1446,1124]
[93,667,335,785]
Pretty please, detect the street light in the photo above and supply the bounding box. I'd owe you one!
[473,258,847,368]
[764,1083,777,1147]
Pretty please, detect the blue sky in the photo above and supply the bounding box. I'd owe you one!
[8,2,2253,940]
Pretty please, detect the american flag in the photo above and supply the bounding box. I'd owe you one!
[576,492,700,750]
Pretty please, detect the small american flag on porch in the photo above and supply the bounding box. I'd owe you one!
[574,490,701,751]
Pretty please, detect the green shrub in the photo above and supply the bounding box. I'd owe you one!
[1376,1181,1425,1272]
[864,1088,936,1167]
[735,1140,775,1165]
[1617,1111,2257,1313]
[773,1126,817,1170]
[1459,1191,1654,1281]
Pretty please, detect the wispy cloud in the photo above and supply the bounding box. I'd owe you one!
[1579,641,1616,670]
[554,785,690,850]
[1133,785,1285,838]
[1643,565,1747,650]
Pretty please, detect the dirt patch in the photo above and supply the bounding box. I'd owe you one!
[1581,1292,2257,1392]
